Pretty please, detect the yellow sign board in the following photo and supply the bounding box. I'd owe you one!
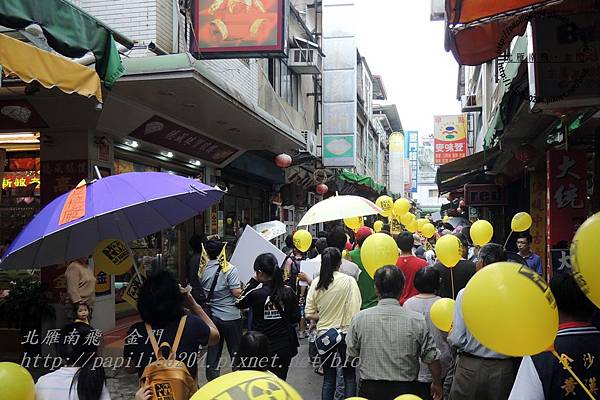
[92,239,134,276]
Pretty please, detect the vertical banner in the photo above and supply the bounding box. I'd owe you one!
[405,131,419,193]
[388,132,405,197]
[547,148,587,268]
[433,115,467,165]
[530,170,547,273]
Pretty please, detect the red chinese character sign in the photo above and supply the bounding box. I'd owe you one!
[434,115,467,165]
[193,0,286,57]
[547,149,587,257]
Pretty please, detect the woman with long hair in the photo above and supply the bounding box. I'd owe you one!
[36,322,109,400]
[305,247,362,400]
[236,253,300,380]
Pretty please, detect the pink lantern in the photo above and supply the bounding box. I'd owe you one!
[316,183,328,195]
[275,153,292,168]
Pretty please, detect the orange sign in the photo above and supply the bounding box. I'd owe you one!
[59,180,87,225]
[434,115,468,165]
[194,0,285,56]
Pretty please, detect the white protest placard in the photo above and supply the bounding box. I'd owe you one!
[231,225,286,284]
[299,259,320,287]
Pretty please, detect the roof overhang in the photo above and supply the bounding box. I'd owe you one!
[436,146,502,194]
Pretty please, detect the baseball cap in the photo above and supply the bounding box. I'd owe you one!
[355,226,373,245]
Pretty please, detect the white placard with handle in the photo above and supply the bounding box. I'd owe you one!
[231,225,286,284]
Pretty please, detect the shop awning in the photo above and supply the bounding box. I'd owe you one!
[436,146,501,194]
[0,33,102,102]
[338,170,385,194]
[444,0,592,65]
[0,0,134,88]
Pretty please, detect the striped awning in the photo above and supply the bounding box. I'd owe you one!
[0,33,103,102]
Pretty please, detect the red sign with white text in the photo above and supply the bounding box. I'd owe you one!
[546,149,587,255]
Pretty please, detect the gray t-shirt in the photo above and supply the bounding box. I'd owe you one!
[404,295,453,383]
[200,260,241,321]
[313,257,361,281]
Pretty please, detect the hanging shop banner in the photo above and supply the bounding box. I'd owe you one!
[529,171,547,268]
[323,135,355,167]
[550,249,571,275]
[433,115,467,165]
[546,148,587,255]
[1,171,40,191]
[130,116,238,166]
[388,132,405,196]
[193,0,286,58]
[94,263,111,297]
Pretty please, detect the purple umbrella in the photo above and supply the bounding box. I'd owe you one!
[0,172,224,269]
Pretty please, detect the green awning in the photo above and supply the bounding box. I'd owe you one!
[339,170,385,194]
[0,0,133,88]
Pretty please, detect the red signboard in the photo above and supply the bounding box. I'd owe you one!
[130,116,238,165]
[40,160,88,206]
[434,115,468,165]
[547,148,587,255]
[193,0,286,57]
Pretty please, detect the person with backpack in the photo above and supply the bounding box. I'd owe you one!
[282,236,307,338]
[36,322,110,400]
[236,253,300,380]
[199,236,244,381]
[123,269,219,399]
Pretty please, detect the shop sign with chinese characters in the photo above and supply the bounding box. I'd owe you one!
[529,171,547,267]
[433,115,467,165]
[1,171,40,190]
[547,149,587,251]
[40,160,87,206]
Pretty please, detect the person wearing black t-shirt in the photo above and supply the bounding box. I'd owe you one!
[433,233,476,299]
[236,253,300,380]
[123,270,220,379]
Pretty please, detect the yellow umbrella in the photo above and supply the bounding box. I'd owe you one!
[298,194,382,226]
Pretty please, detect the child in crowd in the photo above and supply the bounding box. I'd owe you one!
[74,302,91,324]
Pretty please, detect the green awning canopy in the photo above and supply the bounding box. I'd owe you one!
[339,170,385,194]
[0,0,133,88]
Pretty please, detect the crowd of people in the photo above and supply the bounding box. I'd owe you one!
[32,218,600,400]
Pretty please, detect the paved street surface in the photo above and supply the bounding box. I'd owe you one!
[105,339,322,400]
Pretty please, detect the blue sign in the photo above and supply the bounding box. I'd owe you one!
[405,131,419,193]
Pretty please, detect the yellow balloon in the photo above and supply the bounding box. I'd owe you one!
[344,216,364,231]
[394,395,423,400]
[443,215,450,223]
[376,195,394,217]
[360,233,399,278]
[511,212,532,232]
[406,220,418,233]
[430,298,455,332]
[470,219,494,246]
[374,220,384,233]
[435,234,462,268]
[463,262,558,356]
[191,370,303,400]
[0,362,35,400]
[293,229,312,252]
[417,218,429,231]
[226,217,233,225]
[393,198,411,216]
[92,239,134,275]
[421,223,436,239]
[571,212,600,309]
[400,212,415,226]
[346,398,369,400]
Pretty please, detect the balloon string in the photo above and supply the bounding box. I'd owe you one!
[451,268,455,300]
[551,349,597,400]
[503,230,513,249]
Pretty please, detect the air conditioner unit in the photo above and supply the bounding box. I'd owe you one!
[461,94,482,112]
[288,48,322,75]
[302,130,317,157]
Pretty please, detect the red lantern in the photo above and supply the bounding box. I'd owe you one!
[275,153,292,168]
[316,183,328,195]
[515,145,536,165]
